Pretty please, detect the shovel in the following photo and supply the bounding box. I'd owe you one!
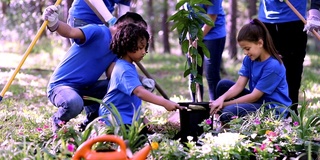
[285,0,320,40]
[0,0,63,102]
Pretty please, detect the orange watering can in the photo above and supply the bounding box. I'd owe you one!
[72,135,154,160]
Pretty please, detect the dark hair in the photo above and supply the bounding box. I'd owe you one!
[237,18,282,63]
[115,12,147,29]
[110,23,150,58]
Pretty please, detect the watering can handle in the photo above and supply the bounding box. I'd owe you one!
[72,135,127,160]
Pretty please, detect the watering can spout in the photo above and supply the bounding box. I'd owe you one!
[130,145,152,160]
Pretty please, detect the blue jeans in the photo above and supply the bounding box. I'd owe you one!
[216,79,263,122]
[188,37,226,102]
[48,80,109,126]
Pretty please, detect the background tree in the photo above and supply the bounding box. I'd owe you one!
[162,0,170,54]
[227,0,238,60]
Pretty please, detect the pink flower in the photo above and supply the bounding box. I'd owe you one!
[205,119,212,125]
[67,143,75,152]
[36,128,43,132]
[293,121,299,126]
[260,143,267,151]
[253,148,257,153]
[231,116,238,119]
[275,145,281,152]
[266,131,277,137]
[43,125,49,129]
[58,121,65,126]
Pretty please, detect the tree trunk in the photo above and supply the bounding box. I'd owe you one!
[247,0,257,19]
[227,0,238,60]
[162,0,170,54]
[147,0,156,52]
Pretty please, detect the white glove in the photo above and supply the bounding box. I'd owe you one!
[303,9,320,35]
[43,5,60,32]
[142,78,155,92]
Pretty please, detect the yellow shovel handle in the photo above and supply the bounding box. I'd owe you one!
[0,0,63,101]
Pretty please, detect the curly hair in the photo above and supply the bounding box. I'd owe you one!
[110,23,150,58]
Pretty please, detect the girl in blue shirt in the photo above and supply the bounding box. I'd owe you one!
[99,23,182,125]
[209,19,291,122]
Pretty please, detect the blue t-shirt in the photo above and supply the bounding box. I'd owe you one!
[99,59,142,125]
[69,0,131,24]
[202,0,226,40]
[47,24,117,94]
[258,0,307,23]
[238,56,292,107]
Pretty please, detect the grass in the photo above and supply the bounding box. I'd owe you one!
[0,41,320,158]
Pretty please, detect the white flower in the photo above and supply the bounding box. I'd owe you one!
[251,133,257,139]
[187,136,193,141]
[201,144,212,154]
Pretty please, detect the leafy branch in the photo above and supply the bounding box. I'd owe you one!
[168,0,214,93]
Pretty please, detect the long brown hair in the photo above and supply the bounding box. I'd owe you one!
[237,18,282,63]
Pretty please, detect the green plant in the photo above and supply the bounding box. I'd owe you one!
[168,0,213,94]
[84,96,148,153]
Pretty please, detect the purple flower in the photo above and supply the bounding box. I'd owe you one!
[205,119,212,125]
[293,121,299,126]
[36,128,43,132]
[67,143,75,152]
[254,118,261,125]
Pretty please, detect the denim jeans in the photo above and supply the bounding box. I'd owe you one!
[187,37,226,102]
[48,80,109,126]
[215,79,263,122]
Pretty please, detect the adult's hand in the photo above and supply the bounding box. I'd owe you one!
[303,9,320,35]
[43,5,60,32]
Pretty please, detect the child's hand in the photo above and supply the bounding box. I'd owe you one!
[163,101,182,111]
[209,99,224,115]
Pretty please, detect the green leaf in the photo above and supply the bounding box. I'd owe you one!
[175,0,188,10]
[198,41,210,58]
[198,12,214,26]
[196,52,203,67]
[182,40,189,53]
[184,68,191,77]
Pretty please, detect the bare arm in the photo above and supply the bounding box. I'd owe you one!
[133,86,181,111]
[55,21,85,41]
[218,76,249,102]
[224,88,264,107]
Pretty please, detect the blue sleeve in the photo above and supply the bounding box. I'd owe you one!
[74,24,111,46]
[238,56,251,78]
[206,0,221,15]
[255,63,282,95]
[118,70,142,96]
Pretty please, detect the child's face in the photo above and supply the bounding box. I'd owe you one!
[238,39,266,61]
[128,38,148,62]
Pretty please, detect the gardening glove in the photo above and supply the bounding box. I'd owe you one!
[303,9,320,35]
[142,77,155,92]
[43,5,60,32]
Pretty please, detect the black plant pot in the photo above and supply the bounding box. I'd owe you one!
[174,102,210,143]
